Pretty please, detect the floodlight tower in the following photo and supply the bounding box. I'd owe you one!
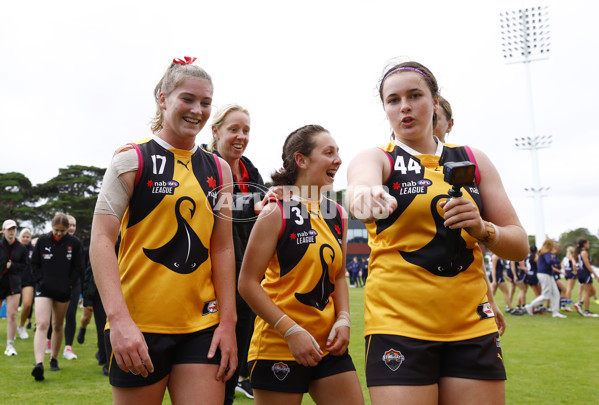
[500,5,551,246]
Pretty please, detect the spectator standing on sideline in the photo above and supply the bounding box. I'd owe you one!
[361,257,369,285]
[346,256,360,288]
[1,219,28,356]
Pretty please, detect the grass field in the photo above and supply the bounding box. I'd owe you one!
[2,287,598,404]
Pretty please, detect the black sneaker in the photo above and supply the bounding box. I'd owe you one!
[235,379,254,399]
[50,358,60,371]
[77,327,86,344]
[32,363,44,381]
[26,321,32,330]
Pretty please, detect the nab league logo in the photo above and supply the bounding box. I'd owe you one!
[147,179,179,195]
[271,362,290,381]
[201,300,218,316]
[290,229,318,245]
[382,349,405,371]
[392,179,432,196]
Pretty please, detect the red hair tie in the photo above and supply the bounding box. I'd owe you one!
[173,56,197,65]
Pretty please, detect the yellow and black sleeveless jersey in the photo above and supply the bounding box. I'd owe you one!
[115,137,223,334]
[364,141,497,342]
[248,197,344,361]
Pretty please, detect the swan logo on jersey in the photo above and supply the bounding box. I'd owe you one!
[392,179,431,196]
[66,246,72,261]
[272,362,290,381]
[476,302,495,320]
[201,300,218,316]
[147,179,178,195]
[290,230,317,245]
[383,349,405,371]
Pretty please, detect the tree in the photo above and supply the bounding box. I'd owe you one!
[36,165,106,246]
[0,172,46,232]
[558,228,599,266]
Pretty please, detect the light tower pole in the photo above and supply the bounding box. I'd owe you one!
[500,6,551,246]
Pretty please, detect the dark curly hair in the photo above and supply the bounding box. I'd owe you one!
[270,125,328,186]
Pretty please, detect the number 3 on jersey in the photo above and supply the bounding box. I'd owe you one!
[291,207,304,225]
[394,156,421,174]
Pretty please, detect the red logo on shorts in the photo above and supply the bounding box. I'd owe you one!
[382,349,405,371]
[271,362,290,381]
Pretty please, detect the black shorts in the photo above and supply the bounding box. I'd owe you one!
[248,350,356,393]
[0,274,22,300]
[20,269,35,288]
[524,272,539,286]
[35,285,71,303]
[365,332,506,386]
[105,325,221,388]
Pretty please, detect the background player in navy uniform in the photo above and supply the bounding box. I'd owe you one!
[563,246,578,310]
[524,239,567,318]
[239,125,364,405]
[347,61,528,405]
[573,238,599,317]
[511,259,528,314]
[490,254,519,315]
[90,57,237,404]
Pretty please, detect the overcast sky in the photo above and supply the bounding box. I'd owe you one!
[2,0,598,240]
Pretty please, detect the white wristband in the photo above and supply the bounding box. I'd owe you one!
[327,315,351,341]
[274,314,288,330]
[284,324,321,352]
